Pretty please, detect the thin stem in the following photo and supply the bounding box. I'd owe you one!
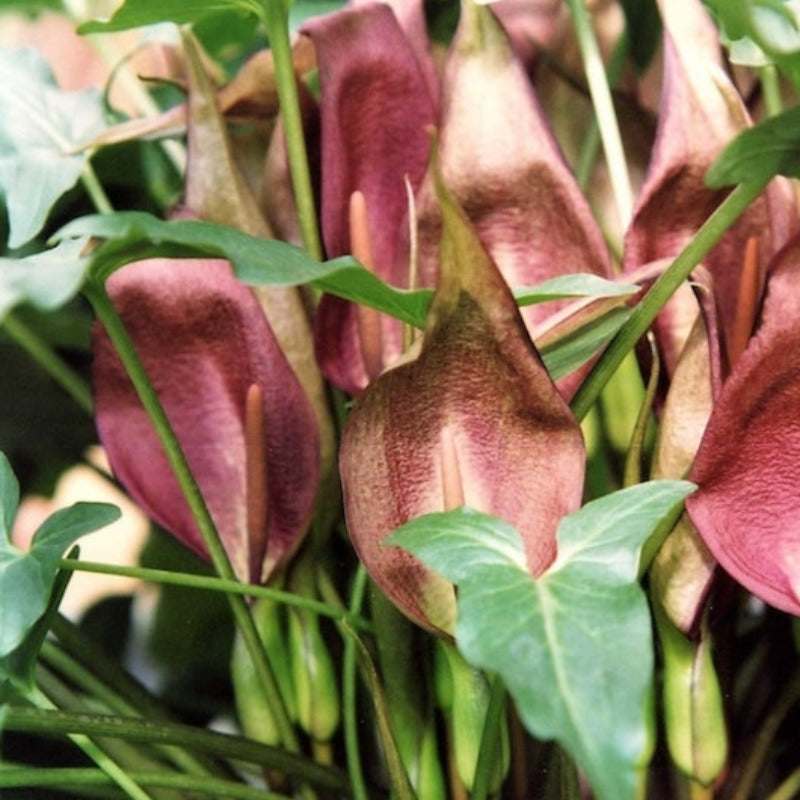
[758,64,784,117]
[26,687,153,800]
[2,310,93,415]
[260,0,322,261]
[570,179,768,420]
[342,564,370,800]
[0,766,291,800]
[565,0,633,227]
[575,31,630,192]
[81,159,114,215]
[2,707,349,792]
[40,640,215,778]
[82,281,299,755]
[470,675,507,800]
[58,559,372,632]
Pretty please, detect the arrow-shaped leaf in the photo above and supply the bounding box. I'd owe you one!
[386,480,695,800]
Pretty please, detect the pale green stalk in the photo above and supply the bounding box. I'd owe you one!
[758,64,784,117]
[81,159,114,215]
[565,0,633,226]
[59,558,372,631]
[260,0,322,260]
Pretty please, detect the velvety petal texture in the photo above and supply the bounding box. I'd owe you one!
[624,0,796,374]
[686,237,800,616]
[303,2,437,393]
[93,259,320,585]
[339,172,585,633]
[181,31,336,493]
[635,2,795,366]
[415,0,612,338]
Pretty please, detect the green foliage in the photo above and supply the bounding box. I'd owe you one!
[387,481,695,800]
[78,0,262,33]
[705,0,800,84]
[514,273,637,305]
[0,452,119,687]
[51,213,633,381]
[0,49,106,248]
[705,105,800,187]
[0,238,91,322]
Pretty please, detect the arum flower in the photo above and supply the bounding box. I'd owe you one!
[306,0,612,395]
[630,0,797,629]
[623,0,796,376]
[339,165,585,634]
[302,1,437,393]
[93,261,320,586]
[685,238,800,617]
[92,36,321,585]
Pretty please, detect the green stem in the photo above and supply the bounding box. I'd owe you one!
[259,0,322,261]
[40,640,215,779]
[570,179,768,420]
[342,564,370,800]
[3,707,349,792]
[51,613,222,771]
[27,687,153,800]
[2,310,93,415]
[575,31,629,192]
[758,64,783,117]
[565,0,633,226]
[81,159,114,215]
[0,766,290,800]
[470,675,507,800]
[82,280,299,756]
[59,558,372,632]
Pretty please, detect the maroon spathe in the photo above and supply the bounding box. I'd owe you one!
[93,258,320,585]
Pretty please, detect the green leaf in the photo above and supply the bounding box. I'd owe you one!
[79,0,262,33]
[0,548,77,696]
[59,213,641,356]
[0,451,18,540]
[386,481,696,800]
[514,273,637,306]
[0,49,106,248]
[705,105,800,187]
[540,305,633,379]
[0,238,92,322]
[57,211,433,328]
[0,452,120,659]
[705,0,800,83]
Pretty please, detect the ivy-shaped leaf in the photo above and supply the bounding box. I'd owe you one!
[0,452,120,660]
[0,49,106,248]
[387,481,695,800]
